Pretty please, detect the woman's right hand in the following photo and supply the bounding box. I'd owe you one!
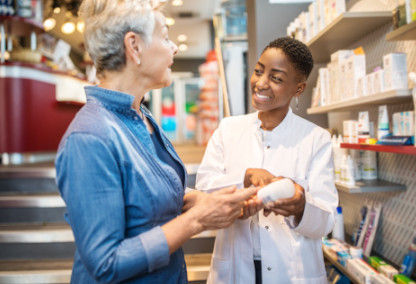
[185,186,258,231]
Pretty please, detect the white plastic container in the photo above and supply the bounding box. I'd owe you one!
[361,151,378,180]
[257,178,295,204]
[333,206,345,241]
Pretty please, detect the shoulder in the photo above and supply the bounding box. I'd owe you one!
[57,102,121,152]
[291,113,330,141]
[218,112,256,131]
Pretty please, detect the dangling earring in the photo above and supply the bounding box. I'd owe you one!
[295,96,299,111]
[136,58,141,65]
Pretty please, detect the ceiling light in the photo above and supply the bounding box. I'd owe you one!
[61,21,75,34]
[178,43,188,52]
[77,21,85,33]
[172,0,183,6]
[177,34,187,42]
[53,7,61,14]
[166,17,175,26]
[43,17,56,31]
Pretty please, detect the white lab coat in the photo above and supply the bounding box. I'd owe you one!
[196,109,338,284]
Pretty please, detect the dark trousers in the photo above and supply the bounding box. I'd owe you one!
[254,260,262,284]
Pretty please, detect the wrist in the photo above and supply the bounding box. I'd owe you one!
[184,209,205,235]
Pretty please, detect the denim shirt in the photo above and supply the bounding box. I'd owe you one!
[55,86,188,283]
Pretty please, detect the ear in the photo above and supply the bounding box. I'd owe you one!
[295,82,306,96]
[124,31,143,65]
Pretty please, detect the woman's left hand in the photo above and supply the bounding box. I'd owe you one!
[263,181,306,224]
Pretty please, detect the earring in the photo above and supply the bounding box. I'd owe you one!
[136,58,141,65]
[295,96,299,111]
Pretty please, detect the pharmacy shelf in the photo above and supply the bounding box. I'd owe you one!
[323,248,360,284]
[0,16,44,36]
[386,20,416,41]
[307,89,412,114]
[335,179,406,194]
[308,11,392,62]
[340,143,416,155]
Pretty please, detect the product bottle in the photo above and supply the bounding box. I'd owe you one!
[332,135,341,181]
[378,105,390,140]
[333,206,345,241]
[345,155,356,186]
[340,154,347,183]
[351,150,362,181]
[361,151,378,180]
[401,235,416,277]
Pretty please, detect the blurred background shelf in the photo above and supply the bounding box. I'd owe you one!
[0,16,44,36]
[323,249,360,284]
[307,11,392,62]
[335,179,406,194]
[307,89,412,114]
[340,143,416,155]
[386,21,416,41]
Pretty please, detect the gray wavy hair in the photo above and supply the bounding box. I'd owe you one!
[78,0,156,74]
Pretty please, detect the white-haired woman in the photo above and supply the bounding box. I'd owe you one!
[55,1,257,283]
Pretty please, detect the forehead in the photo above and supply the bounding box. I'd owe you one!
[258,48,294,72]
[154,11,167,33]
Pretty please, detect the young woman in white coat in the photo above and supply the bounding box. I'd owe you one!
[196,37,339,284]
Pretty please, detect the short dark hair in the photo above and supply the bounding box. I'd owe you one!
[262,37,314,80]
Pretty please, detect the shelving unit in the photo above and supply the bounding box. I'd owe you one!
[323,249,360,284]
[386,21,416,41]
[335,179,406,194]
[0,16,44,36]
[307,89,412,114]
[307,11,392,62]
[341,143,416,155]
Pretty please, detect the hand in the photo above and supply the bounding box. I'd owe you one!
[239,193,264,219]
[182,190,203,213]
[185,186,258,230]
[244,168,276,188]
[263,181,306,224]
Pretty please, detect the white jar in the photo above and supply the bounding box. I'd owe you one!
[361,151,377,180]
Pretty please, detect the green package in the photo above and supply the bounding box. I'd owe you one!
[369,256,387,270]
[394,274,416,284]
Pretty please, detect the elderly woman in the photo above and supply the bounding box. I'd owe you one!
[196,37,339,283]
[55,0,257,283]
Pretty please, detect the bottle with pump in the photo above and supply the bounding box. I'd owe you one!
[401,234,416,277]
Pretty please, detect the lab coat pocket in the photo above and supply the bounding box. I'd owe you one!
[208,257,232,284]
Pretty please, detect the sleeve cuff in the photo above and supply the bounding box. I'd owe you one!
[285,191,313,232]
[139,226,170,272]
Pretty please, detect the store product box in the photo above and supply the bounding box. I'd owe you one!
[394,274,416,284]
[346,258,378,284]
[357,76,368,97]
[372,273,395,284]
[336,0,346,16]
[379,264,399,280]
[383,53,408,91]
[373,69,385,94]
[318,68,330,105]
[317,0,326,31]
[330,50,353,102]
[343,120,358,143]
[309,1,318,37]
[366,73,375,96]
[346,54,366,99]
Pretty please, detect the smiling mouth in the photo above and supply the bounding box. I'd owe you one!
[254,92,272,100]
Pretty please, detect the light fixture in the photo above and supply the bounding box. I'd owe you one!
[61,20,75,34]
[166,17,175,26]
[77,21,85,33]
[172,0,183,6]
[43,17,56,31]
[178,43,188,52]
[53,7,61,14]
[177,34,187,42]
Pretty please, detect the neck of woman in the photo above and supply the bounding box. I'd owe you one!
[98,69,149,113]
[258,106,289,131]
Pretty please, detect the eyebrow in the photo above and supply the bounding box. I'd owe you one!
[257,61,288,76]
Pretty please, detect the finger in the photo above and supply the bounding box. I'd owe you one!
[270,208,292,217]
[227,187,258,203]
[214,185,237,195]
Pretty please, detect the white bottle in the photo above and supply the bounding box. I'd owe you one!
[351,150,362,181]
[340,154,347,183]
[257,178,296,204]
[333,206,345,241]
[361,151,378,180]
[332,135,341,182]
[345,155,356,186]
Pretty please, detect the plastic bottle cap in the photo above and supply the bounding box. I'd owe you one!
[337,206,343,214]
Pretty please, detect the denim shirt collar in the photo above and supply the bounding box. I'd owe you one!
[85,85,135,112]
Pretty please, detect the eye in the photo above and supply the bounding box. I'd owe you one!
[254,69,262,76]
[271,76,283,83]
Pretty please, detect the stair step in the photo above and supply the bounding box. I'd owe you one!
[0,224,73,243]
[0,194,65,208]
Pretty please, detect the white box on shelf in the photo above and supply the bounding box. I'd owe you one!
[336,0,346,16]
[373,69,385,94]
[357,76,367,97]
[319,68,330,106]
[309,1,318,37]
[343,120,358,143]
[366,73,375,96]
[383,53,408,91]
[317,0,326,31]
[346,54,366,99]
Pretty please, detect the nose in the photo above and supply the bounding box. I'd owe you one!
[255,74,269,90]
[172,41,178,56]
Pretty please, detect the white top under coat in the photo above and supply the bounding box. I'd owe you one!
[196,108,339,284]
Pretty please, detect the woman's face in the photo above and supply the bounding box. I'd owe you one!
[140,12,178,89]
[250,48,302,113]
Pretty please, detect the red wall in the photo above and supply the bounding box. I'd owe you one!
[0,77,82,153]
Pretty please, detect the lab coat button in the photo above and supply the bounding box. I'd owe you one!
[266,145,270,149]
[267,267,272,271]
[265,225,270,231]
